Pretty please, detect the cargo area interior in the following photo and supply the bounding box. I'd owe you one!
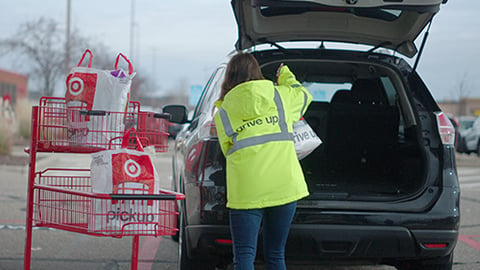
[262,59,425,201]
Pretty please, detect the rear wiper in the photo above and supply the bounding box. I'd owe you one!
[265,41,287,52]
[263,40,302,55]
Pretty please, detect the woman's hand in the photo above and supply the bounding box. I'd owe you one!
[276,63,284,83]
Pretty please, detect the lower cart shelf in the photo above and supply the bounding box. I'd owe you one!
[32,168,184,238]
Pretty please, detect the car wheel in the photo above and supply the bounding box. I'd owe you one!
[178,212,192,270]
[171,204,180,242]
[177,207,216,270]
[395,253,453,270]
[171,171,180,242]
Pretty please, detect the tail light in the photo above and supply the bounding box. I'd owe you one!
[215,239,233,245]
[422,243,448,249]
[435,112,455,145]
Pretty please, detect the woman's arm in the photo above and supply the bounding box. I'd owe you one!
[277,65,313,120]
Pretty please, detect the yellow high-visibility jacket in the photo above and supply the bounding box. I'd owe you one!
[214,66,312,209]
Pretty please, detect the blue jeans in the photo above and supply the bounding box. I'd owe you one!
[229,202,297,270]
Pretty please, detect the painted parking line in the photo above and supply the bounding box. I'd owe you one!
[0,224,56,231]
[460,183,480,189]
[1,221,164,270]
[0,220,27,230]
[459,175,480,181]
[458,235,480,251]
[0,219,24,224]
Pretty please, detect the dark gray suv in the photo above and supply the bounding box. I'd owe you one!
[164,1,459,269]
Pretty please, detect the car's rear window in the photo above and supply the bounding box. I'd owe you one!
[304,76,396,105]
[303,82,352,102]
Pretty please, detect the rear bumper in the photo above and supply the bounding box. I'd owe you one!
[285,225,457,261]
[185,225,231,259]
[185,183,460,263]
[185,224,458,262]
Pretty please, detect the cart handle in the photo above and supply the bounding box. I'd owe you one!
[79,110,107,116]
[110,193,184,201]
[36,168,90,175]
[34,184,185,200]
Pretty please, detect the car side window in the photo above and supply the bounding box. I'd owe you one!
[204,68,225,115]
[380,76,397,106]
[193,66,225,120]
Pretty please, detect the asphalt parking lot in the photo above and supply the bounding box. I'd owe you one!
[1,145,479,269]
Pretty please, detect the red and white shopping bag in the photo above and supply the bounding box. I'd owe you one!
[66,49,135,147]
[89,130,160,234]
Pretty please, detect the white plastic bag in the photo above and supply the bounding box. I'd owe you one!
[89,130,160,234]
[65,49,135,148]
[293,119,322,160]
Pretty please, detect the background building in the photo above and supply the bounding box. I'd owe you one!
[438,98,480,117]
[0,68,28,104]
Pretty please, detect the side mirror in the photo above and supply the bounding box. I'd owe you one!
[163,105,189,124]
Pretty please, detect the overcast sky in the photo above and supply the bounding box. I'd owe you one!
[0,0,478,101]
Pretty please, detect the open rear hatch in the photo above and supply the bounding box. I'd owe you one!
[232,0,447,57]
[233,0,449,206]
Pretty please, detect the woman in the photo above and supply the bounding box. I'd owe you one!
[214,52,312,270]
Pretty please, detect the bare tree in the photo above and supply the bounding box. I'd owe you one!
[450,71,472,101]
[0,17,67,96]
[0,17,116,96]
[454,72,472,100]
[451,72,473,116]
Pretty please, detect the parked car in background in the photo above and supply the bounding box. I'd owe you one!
[457,115,476,132]
[455,115,476,153]
[457,116,480,155]
[164,1,459,269]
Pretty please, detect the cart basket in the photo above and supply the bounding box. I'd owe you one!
[32,168,184,238]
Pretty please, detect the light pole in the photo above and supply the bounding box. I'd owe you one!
[130,0,135,61]
[65,0,72,72]
[151,47,157,91]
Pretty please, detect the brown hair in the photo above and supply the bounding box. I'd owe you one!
[220,52,264,100]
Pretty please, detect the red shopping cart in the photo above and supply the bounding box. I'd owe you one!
[24,97,184,270]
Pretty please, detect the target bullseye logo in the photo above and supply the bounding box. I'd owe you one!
[68,77,84,96]
[124,159,141,178]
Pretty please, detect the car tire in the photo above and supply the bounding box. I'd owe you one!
[395,253,453,270]
[171,206,180,242]
[171,168,180,242]
[177,208,216,270]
